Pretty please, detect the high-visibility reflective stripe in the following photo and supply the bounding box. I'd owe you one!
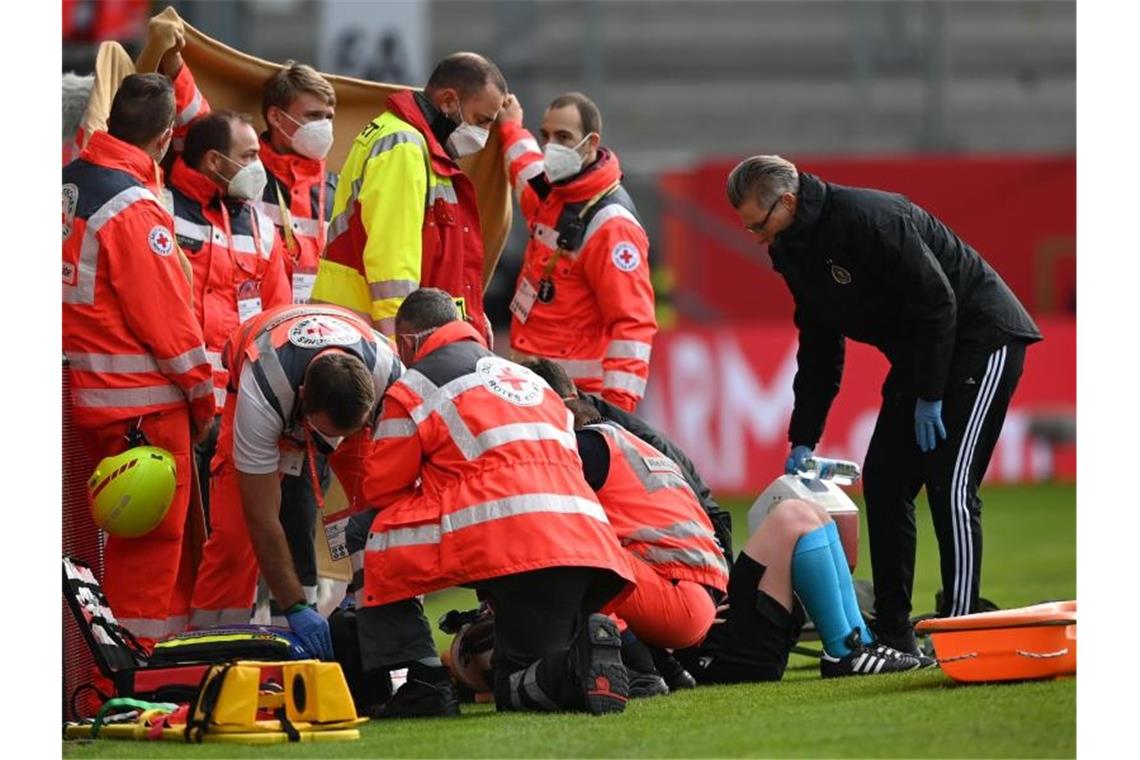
[603,370,647,396]
[117,615,186,640]
[376,316,396,337]
[473,422,576,455]
[555,358,604,380]
[589,422,693,494]
[373,417,417,440]
[328,130,428,245]
[624,519,718,545]
[64,185,161,305]
[257,202,325,238]
[188,379,214,400]
[523,660,559,710]
[177,89,204,125]
[66,352,159,373]
[404,372,483,423]
[427,182,458,205]
[252,332,297,423]
[442,493,609,534]
[606,340,653,362]
[369,279,419,301]
[639,545,730,575]
[213,386,227,406]
[156,346,210,376]
[189,608,253,629]
[400,370,575,459]
[366,493,609,552]
[174,217,212,241]
[514,162,544,199]
[366,524,442,552]
[205,350,224,370]
[73,384,187,408]
[505,138,540,164]
[581,204,643,250]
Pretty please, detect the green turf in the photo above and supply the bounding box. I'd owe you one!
[64,483,1076,758]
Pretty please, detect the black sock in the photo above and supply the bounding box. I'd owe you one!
[620,630,658,674]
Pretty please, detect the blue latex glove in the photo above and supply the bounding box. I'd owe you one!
[785,445,814,475]
[914,398,948,453]
[285,604,334,660]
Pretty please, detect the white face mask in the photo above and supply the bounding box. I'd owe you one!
[443,100,490,159]
[217,154,268,201]
[279,111,334,160]
[543,134,592,183]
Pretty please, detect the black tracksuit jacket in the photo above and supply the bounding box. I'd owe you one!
[771,172,1042,448]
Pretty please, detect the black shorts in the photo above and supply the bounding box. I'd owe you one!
[674,553,805,684]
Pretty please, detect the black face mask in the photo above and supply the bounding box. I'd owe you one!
[416,91,459,147]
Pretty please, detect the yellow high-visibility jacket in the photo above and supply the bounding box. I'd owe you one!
[312,90,487,336]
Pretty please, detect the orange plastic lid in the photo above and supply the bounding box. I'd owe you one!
[915,600,1076,633]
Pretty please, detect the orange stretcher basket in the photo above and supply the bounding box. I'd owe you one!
[914,600,1076,683]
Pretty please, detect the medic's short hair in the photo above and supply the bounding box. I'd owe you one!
[425,52,507,98]
[108,73,175,147]
[262,61,336,124]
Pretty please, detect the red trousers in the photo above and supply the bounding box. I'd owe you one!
[78,407,195,645]
[611,555,716,650]
[188,395,260,627]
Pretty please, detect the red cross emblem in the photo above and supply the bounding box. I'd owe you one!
[618,250,634,266]
[496,366,530,391]
[305,321,335,338]
[156,231,169,248]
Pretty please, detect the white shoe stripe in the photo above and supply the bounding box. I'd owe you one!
[950,346,1006,616]
[853,653,867,672]
[874,658,886,674]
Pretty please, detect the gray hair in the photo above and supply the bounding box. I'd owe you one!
[726,155,800,209]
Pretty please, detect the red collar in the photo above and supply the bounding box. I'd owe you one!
[544,147,623,203]
[386,90,463,178]
[81,130,161,188]
[258,136,326,184]
[412,320,486,364]
[169,156,224,206]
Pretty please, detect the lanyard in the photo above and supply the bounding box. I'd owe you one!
[304,433,326,513]
[274,175,327,263]
[541,180,622,280]
[218,201,266,265]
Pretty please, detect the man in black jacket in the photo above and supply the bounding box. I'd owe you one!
[725,156,1042,654]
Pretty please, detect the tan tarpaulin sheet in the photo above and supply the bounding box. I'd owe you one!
[85,5,512,288]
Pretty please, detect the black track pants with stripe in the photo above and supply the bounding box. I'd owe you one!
[863,341,1027,626]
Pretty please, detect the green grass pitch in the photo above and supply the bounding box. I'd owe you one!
[64,483,1075,758]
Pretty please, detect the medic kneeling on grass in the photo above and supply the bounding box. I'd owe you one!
[188,303,403,656]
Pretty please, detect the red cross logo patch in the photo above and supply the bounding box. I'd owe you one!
[477,356,544,406]
[288,316,360,349]
[611,242,641,272]
[148,225,174,257]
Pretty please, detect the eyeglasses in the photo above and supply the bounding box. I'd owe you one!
[745,195,784,235]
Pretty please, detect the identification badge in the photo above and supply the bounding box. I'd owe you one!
[643,456,680,475]
[537,278,555,303]
[278,448,304,476]
[237,280,262,323]
[238,297,262,323]
[292,271,316,304]
[324,516,349,562]
[509,278,539,324]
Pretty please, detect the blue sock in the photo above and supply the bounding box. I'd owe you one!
[825,522,873,645]
[791,525,856,657]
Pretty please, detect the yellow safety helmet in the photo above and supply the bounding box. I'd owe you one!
[87,446,176,538]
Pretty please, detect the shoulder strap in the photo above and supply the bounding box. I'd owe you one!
[554,181,623,253]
